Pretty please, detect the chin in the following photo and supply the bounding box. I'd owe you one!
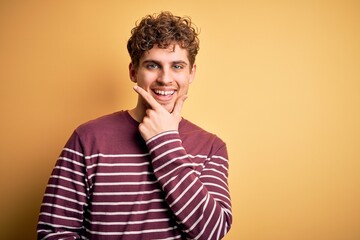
[162,104,175,113]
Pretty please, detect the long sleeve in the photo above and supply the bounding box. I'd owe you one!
[37,131,88,240]
[146,130,232,240]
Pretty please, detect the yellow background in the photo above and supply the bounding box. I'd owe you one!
[1,0,359,239]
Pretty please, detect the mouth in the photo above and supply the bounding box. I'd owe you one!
[153,89,176,96]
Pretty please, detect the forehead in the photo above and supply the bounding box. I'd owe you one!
[140,43,190,63]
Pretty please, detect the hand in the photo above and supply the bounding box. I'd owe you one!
[133,86,187,141]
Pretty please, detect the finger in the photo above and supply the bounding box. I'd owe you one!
[133,86,161,110]
[172,95,188,117]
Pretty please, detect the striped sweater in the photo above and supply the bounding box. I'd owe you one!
[37,111,232,239]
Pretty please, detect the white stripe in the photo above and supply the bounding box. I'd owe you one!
[85,217,170,226]
[208,206,224,239]
[44,194,85,205]
[88,208,168,216]
[169,176,197,207]
[155,154,205,173]
[181,193,208,224]
[85,226,177,236]
[93,180,157,186]
[149,139,182,154]
[155,235,182,240]
[185,194,210,232]
[93,189,161,196]
[201,168,228,180]
[58,157,85,167]
[158,163,197,182]
[199,174,227,187]
[194,198,217,239]
[204,182,229,194]
[40,212,82,222]
[47,184,87,197]
[87,161,149,169]
[37,221,81,230]
[152,147,184,163]
[88,171,152,179]
[165,171,193,199]
[39,230,78,240]
[54,166,84,176]
[146,130,178,144]
[64,148,84,157]
[209,191,232,203]
[213,197,232,210]
[212,155,228,162]
[85,153,149,160]
[50,175,85,187]
[41,203,83,214]
[207,161,228,171]
[91,198,163,206]
[175,185,204,215]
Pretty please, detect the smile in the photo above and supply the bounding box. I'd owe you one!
[153,90,175,96]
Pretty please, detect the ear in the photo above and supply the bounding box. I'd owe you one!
[189,64,196,84]
[129,63,137,83]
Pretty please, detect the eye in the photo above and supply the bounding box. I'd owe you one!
[146,63,159,69]
[173,64,184,70]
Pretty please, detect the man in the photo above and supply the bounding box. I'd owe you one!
[37,11,232,240]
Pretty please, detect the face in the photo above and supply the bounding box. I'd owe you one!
[129,43,196,113]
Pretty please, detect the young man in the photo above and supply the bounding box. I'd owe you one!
[37,12,232,240]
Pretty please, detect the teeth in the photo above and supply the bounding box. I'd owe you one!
[154,90,175,96]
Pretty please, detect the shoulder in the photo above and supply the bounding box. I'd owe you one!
[75,111,138,137]
[180,118,226,149]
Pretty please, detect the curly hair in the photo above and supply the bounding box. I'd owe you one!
[127,12,200,68]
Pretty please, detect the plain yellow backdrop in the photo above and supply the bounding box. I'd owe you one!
[1,0,359,239]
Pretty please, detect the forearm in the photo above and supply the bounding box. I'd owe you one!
[147,131,232,240]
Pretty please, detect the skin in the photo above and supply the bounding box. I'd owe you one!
[128,43,196,141]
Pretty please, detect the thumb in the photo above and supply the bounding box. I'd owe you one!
[172,95,188,117]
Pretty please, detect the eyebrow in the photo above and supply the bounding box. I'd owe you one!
[142,59,188,66]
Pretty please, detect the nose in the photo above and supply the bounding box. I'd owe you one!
[157,68,173,84]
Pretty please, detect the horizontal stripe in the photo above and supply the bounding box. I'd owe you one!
[85,153,150,160]
[50,175,85,187]
[146,130,179,144]
[88,171,152,179]
[211,155,228,162]
[84,226,178,236]
[46,184,87,197]
[85,217,170,226]
[64,148,84,157]
[87,161,149,169]
[88,208,168,216]
[44,194,85,205]
[149,139,182,154]
[93,189,161,196]
[152,147,184,163]
[58,157,85,167]
[54,166,85,176]
[91,198,164,206]
[40,212,82,222]
[41,203,84,214]
[93,180,157,186]
[38,221,82,230]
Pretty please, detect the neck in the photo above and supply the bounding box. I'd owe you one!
[128,101,147,123]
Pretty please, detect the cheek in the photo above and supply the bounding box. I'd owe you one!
[137,73,155,87]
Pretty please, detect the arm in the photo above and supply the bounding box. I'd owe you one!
[133,86,232,239]
[146,131,232,239]
[37,132,87,240]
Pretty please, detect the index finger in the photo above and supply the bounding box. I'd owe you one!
[133,86,162,110]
